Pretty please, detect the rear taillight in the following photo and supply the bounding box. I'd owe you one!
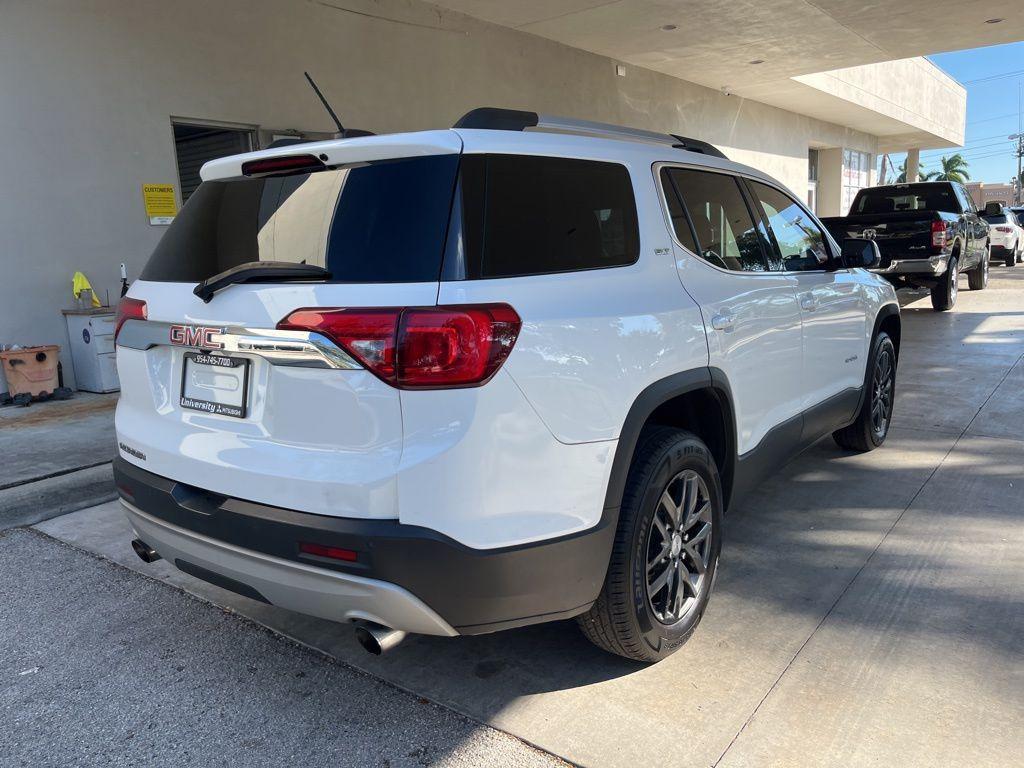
[114,297,147,342]
[931,220,948,250]
[996,226,1013,233]
[277,304,522,389]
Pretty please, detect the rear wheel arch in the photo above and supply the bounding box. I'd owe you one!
[604,369,737,514]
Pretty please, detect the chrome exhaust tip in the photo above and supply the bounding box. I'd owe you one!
[354,621,406,655]
[131,538,161,563]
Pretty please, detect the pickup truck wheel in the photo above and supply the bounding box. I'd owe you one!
[577,427,722,663]
[968,251,989,290]
[833,331,896,452]
[930,256,958,311]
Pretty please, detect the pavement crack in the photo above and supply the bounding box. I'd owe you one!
[0,460,112,491]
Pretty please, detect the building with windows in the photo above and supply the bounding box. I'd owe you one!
[2,0,1021,389]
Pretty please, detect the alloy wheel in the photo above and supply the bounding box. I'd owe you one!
[870,346,895,438]
[950,261,958,302]
[645,470,713,625]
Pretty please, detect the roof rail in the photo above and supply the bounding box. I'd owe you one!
[453,107,727,159]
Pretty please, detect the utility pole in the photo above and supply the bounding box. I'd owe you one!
[1016,83,1023,205]
[1012,134,1024,205]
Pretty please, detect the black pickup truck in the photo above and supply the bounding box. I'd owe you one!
[821,181,989,311]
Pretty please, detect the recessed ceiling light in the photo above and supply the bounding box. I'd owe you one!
[985,17,1003,23]
[749,59,765,65]
[661,24,677,31]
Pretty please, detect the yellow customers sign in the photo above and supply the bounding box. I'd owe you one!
[142,184,177,225]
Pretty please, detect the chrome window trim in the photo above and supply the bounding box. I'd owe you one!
[116,320,362,370]
[651,161,849,277]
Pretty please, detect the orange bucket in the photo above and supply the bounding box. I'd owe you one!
[1,345,60,397]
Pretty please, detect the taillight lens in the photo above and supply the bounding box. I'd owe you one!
[114,297,147,342]
[279,308,401,377]
[277,304,521,389]
[931,220,948,249]
[996,226,1013,233]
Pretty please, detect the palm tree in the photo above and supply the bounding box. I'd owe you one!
[895,159,937,183]
[931,153,970,183]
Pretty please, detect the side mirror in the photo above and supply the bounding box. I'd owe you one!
[842,238,881,269]
[984,201,1003,216]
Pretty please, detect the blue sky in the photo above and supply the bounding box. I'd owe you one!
[888,41,1024,184]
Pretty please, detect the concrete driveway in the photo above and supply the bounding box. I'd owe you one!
[19,268,1024,767]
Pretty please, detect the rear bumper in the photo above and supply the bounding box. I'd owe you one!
[124,501,458,636]
[872,254,948,276]
[990,244,1014,257]
[114,458,615,635]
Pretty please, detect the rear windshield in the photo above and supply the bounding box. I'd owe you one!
[850,184,960,215]
[983,213,1008,224]
[141,154,460,283]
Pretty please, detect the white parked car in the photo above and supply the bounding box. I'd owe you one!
[1009,207,1024,264]
[983,203,1024,267]
[114,109,900,662]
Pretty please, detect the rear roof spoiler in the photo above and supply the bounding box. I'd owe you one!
[453,107,727,159]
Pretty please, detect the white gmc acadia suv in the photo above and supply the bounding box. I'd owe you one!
[114,109,900,662]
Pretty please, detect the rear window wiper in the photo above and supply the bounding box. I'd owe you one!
[193,262,332,303]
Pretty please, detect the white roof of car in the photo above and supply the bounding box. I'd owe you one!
[199,126,779,193]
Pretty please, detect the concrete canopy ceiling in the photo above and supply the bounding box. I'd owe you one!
[431,1,1024,94]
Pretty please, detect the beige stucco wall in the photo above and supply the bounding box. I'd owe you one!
[794,58,966,149]
[0,0,879,387]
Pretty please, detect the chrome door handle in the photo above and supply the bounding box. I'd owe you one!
[799,294,817,311]
[711,311,735,331]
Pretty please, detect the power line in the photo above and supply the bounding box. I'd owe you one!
[967,111,1020,125]
[949,150,1014,162]
[921,133,1016,151]
[963,131,1021,143]
[963,68,1024,85]
[921,140,1012,157]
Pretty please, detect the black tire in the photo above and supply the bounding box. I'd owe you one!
[1005,248,1015,268]
[833,331,896,452]
[577,427,723,663]
[968,250,989,290]
[930,255,958,311]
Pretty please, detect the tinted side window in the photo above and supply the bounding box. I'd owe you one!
[748,181,831,272]
[455,154,640,279]
[665,168,768,272]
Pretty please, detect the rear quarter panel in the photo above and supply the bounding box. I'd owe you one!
[439,132,708,445]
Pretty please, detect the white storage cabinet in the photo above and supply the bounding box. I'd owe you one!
[62,309,120,393]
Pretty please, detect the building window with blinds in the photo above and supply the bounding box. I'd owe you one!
[172,122,255,204]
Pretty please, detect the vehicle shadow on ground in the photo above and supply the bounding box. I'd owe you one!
[323,426,1022,718]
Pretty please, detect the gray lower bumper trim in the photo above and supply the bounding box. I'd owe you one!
[123,502,458,637]
[873,256,947,276]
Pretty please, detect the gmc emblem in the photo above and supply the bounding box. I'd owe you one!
[169,324,224,349]
[862,229,877,240]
